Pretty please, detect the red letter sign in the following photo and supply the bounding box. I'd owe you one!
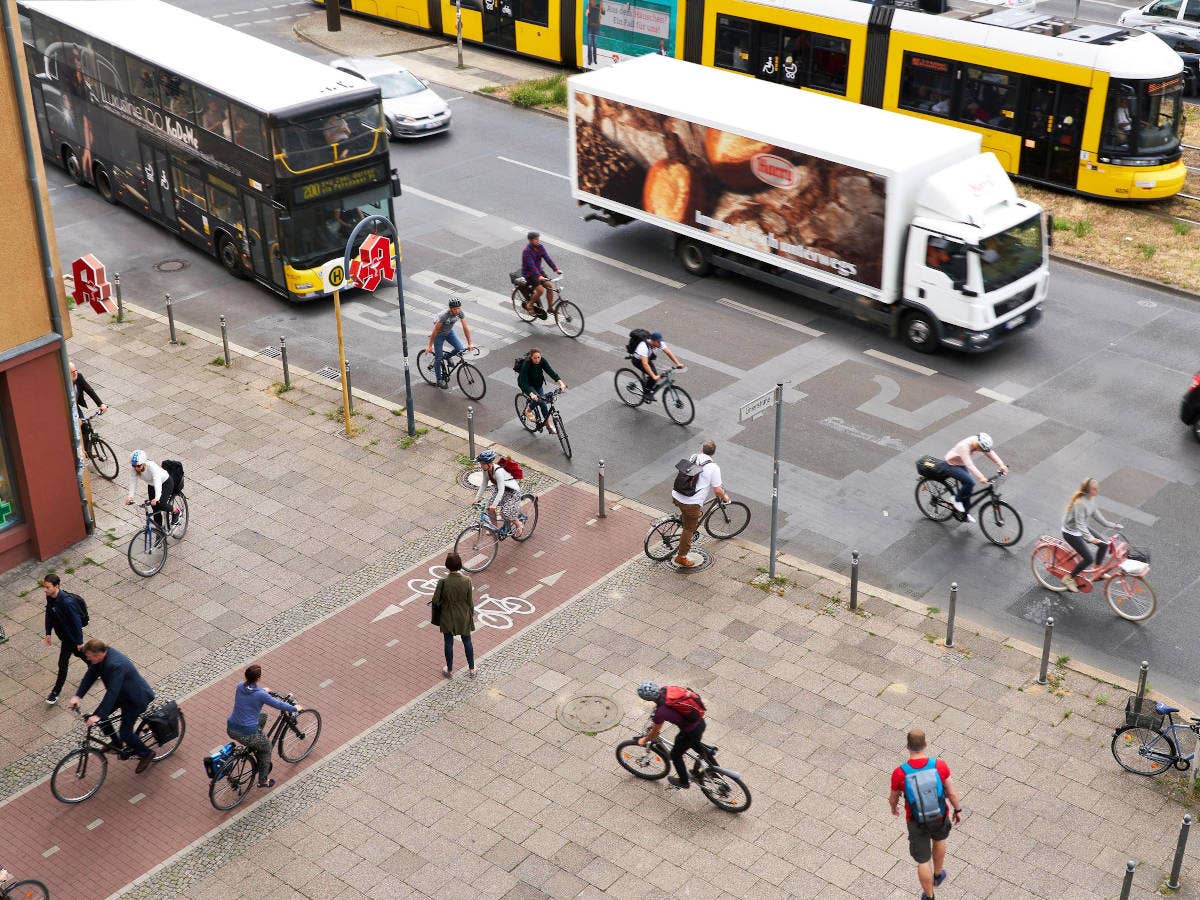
[348,233,395,292]
[71,254,115,315]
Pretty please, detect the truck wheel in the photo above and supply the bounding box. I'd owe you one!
[676,238,712,277]
[902,311,939,354]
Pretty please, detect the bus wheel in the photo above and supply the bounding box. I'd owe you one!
[902,311,939,354]
[218,236,246,278]
[62,147,85,185]
[94,167,117,204]
[675,237,713,277]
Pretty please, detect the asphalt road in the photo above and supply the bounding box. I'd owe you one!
[51,1,1200,703]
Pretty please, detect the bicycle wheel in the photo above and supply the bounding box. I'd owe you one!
[209,753,256,811]
[552,410,572,459]
[698,767,753,813]
[614,368,645,408]
[644,518,682,561]
[515,394,538,433]
[415,349,439,386]
[3,880,49,900]
[127,525,169,577]
[511,287,537,324]
[553,299,585,338]
[512,494,538,542]
[278,709,322,763]
[704,501,750,540]
[979,500,1023,547]
[136,708,186,761]
[457,362,487,401]
[1031,545,1068,592]
[88,436,119,481]
[1106,574,1157,622]
[1111,726,1177,775]
[615,739,670,779]
[662,385,695,426]
[168,492,189,541]
[914,479,955,522]
[51,748,107,803]
[454,525,499,572]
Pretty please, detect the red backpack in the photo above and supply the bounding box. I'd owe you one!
[498,457,524,481]
[663,686,706,724]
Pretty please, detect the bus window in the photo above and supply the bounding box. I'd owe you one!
[520,0,549,27]
[959,67,1019,132]
[809,35,849,96]
[194,86,232,141]
[286,185,390,266]
[159,73,193,122]
[18,12,33,47]
[272,101,383,175]
[172,166,207,210]
[714,15,753,73]
[231,104,268,157]
[126,56,158,105]
[208,182,243,228]
[899,53,955,117]
[33,16,59,62]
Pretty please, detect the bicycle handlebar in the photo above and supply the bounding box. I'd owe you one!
[82,409,106,422]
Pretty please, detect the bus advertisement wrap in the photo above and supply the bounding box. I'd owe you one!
[573,92,887,289]
[581,0,679,69]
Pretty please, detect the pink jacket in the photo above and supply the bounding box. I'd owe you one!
[944,437,1003,481]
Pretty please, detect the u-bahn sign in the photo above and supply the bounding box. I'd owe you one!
[70,254,115,315]
[349,233,395,292]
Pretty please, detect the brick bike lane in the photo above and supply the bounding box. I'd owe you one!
[0,484,650,899]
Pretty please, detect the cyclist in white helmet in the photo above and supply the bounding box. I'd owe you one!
[942,433,1007,523]
[126,450,175,531]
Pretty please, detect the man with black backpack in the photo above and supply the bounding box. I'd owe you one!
[889,728,963,900]
[42,573,86,705]
[627,329,684,401]
[671,439,728,568]
[636,681,707,789]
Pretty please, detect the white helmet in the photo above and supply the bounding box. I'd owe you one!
[976,432,994,452]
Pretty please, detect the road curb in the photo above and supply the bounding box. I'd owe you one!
[1051,252,1200,303]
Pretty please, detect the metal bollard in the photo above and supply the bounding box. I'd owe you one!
[467,406,475,460]
[1135,660,1150,707]
[165,293,178,344]
[344,360,354,413]
[114,272,124,323]
[1037,616,1055,685]
[1168,814,1193,889]
[0,623,7,644]
[220,315,230,367]
[849,551,860,611]
[280,336,290,389]
[946,582,958,648]
[598,460,606,519]
[1119,860,1135,900]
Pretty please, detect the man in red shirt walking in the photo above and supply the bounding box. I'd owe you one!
[889,728,962,900]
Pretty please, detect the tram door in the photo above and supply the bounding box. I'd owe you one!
[1019,79,1088,188]
[481,0,517,50]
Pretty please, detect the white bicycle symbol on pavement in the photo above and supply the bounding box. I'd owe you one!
[408,566,536,630]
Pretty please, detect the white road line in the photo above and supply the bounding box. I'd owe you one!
[129,793,145,804]
[253,6,269,10]
[560,534,572,542]
[251,18,273,24]
[585,518,596,526]
[352,658,367,667]
[446,95,464,102]
[717,297,824,337]
[386,638,399,647]
[533,550,545,558]
[43,845,59,857]
[318,678,334,688]
[505,566,518,574]
[417,621,429,628]
[86,819,103,831]
[170,768,186,779]
[976,387,1015,404]
[405,185,487,218]
[497,156,569,181]
[863,348,936,377]
[212,11,230,17]
[508,225,686,289]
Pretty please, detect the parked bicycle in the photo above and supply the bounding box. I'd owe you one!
[1031,531,1155,621]
[509,273,585,338]
[914,468,1022,547]
[453,497,539,573]
[515,388,571,459]
[644,497,751,561]
[1,871,48,900]
[614,363,694,426]
[51,703,186,803]
[615,719,751,812]
[416,346,486,400]
[207,692,321,811]
[81,409,118,481]
[1112,697,1200,776]
[126,493,189,577]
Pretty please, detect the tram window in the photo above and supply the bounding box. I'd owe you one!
[899,53,956,117]
[520,0,549,26]
[779,31,809,87]
[809,35,849,95]
[715,15,753,72]
[959,67,1019,132]
[756,24,782,81]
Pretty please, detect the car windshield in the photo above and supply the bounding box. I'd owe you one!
[371,71,424,99]
[285,185,391,269]
[979,214,1043,293]
[1100,76,1185,157]
[272,100,383,175]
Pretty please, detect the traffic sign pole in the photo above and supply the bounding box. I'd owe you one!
[332,289,353,436]
[769,382,783,579]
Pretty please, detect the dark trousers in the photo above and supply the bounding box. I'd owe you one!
[228,713,273,784]
[1063,531,1107,578]
[147,477,175,531]
[671,719,706,785]
[100,703,152,758]
[52,641,84,695]
[444,632,475,671]
[942,464,974,506]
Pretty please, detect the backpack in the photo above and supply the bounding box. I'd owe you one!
[162,458,185,494]
[143,700,181,745]
[498,457,523,481]
[663,686,706,724]
[512,352,530,374]
[68,592,90,628]
[626,328,652,355]
[902,759,946,825]
[916,455,945,479]
[673,456,710,496]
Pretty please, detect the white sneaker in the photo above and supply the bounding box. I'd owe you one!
[965,514,976,523]
[951,500,965,513]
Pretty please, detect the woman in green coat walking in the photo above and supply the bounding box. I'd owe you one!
[434,552,476,677]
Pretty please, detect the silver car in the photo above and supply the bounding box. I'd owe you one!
[331,56,451,138]
[1119,0,1200,30]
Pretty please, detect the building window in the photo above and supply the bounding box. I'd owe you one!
[899,53,956,118]
[0,415,22,532]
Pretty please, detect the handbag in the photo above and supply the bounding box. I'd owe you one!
[430,579,443,627]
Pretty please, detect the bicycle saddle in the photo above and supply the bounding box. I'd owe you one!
[1156,702,1180,714]
[699,742,718,754]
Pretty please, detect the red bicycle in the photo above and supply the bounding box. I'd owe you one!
[1030,532,1156,621]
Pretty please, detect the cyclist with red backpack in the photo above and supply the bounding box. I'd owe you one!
[636,680,706,789]
[473,450,525,537]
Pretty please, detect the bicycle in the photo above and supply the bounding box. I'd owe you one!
[81,409,118,481]
[1111,697,1200,776]
[126,492,189,577]
[510,273,585,339]
[515,388,571,459]
[1,872,48,900]
[415,346,486,401]
[644,496,751,561]
[614,362,695,426]
[914,468,1023,547]
[615,718,752,813]
[1031,531,1155,621]
[51,703,186,803]
[207,692,321,811]
[453,496,539,572]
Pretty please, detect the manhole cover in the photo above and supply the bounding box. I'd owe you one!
[557,694,623,734]
[154,259,188,273]
[459,467,484,490]
[668,548,713,572]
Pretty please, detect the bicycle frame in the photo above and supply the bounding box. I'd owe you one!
[474,503,514,539]
[1135,712,1198,768]
[640,720,743,781]
[1037,533,1144,588]
[436,346,478,379]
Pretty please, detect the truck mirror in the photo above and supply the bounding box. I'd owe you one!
[952,279,965,291]
[391,170,402,197]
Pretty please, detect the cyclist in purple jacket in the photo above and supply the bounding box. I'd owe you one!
[520,231,560,319]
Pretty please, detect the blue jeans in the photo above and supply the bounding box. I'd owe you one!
[528,388,554,423]
[586,28,599,65]
[444,632,474,671]
[942,464,974,506]
[433,330,465,383]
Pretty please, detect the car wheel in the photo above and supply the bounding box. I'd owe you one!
[902,311,940,354]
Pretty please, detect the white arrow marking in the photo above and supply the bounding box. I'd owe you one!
[372,604,404,623]
[540,570,566,587]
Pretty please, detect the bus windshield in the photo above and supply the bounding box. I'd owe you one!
[979,214,1043,293]
[273,100,383,175]
[1101,76,1185,159]
[286,185,392,269]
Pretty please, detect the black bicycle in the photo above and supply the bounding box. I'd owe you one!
[615,720,752,813]
[515,388,571,459]
[207,692,322,810]
[644,497,751,561]
[1,873,48,900]
[614,363,694,426]
[81,409,118,481]
[416,346,486,400]
[126,492,189,577]
[51,703,186,803]
[914,468,1023,547]
[510,273,585,339]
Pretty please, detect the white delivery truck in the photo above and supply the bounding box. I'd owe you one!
[569,55,1051,353]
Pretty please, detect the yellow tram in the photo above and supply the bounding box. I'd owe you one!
[319,0,1189,199]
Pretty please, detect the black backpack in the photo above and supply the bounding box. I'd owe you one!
[162,459,184,493]
[626,328,652,355]
[71,593,90,628]
[512,352,530,374]
[673,456,710,496]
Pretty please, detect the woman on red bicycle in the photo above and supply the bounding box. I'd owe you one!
[1060,478,1123,591]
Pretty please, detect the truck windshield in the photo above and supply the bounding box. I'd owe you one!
[979,214,1042,293]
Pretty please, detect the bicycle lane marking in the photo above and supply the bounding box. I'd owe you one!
[0,484,650,900]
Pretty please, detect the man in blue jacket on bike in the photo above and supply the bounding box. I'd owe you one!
[70,640,157,773]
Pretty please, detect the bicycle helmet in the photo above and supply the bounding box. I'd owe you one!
[448,297,462,308]
[131,449,147,467]
[976,432,994,452]
[527,231,540,241]
[475,450,497,464]
[636,681,662,702]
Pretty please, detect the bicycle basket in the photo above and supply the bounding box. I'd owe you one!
[509,270,527,286]
[1127,545,1151,564]
[1124,696,1164,731]
[203,742,236,779]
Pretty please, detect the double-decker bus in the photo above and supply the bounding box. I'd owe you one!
[18,0,399,301]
